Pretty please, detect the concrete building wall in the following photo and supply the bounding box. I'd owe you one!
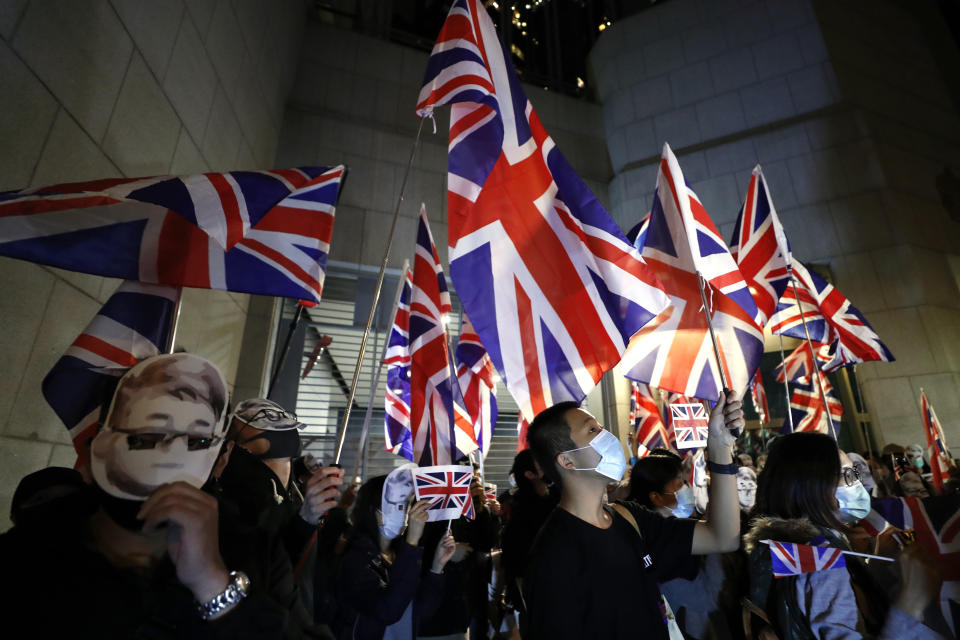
[589,0,960,448]
[0,0,308,526]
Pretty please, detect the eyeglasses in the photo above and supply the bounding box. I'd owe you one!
[246,408,297,423]
[840,466,861,487]
[115,429,222,451]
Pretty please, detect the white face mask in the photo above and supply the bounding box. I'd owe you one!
[665,485,695,518]
[835,481,871,523]
[90,354,228,501]
[563,430,627,481]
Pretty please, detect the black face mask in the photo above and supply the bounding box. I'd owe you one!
[240,429,302,460]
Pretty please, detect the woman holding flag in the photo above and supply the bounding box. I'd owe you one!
[743,432,943,639]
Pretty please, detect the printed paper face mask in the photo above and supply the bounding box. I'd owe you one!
[564,430,627,481]
[737,468,757,509]
[90,354,228,501]
[380,463,417,539]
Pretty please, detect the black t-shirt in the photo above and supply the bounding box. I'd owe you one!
[523,500,697,640]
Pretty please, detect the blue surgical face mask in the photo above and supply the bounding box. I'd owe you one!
[664,485,695,518]
[835,481,871,523]
[912,457,925,470]
[564,430,626,481]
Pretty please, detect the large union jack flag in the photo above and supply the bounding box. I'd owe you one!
[621,144,763,401]
[774,341,833,383]
[784,374,843,434]
[408,206,478,465]
[0,166,345,303]
[413,465,474,521]
[766,540,846,578]
[384,270,415,460]
[730,165,791,326]
[860,495,960,635]
[769,260,893,368]
[455,317,498,460]
[921,390,956,494]
[41,281,178,456]
[629,382,670,456]
[749,369,770,425]
[416,0,669,422]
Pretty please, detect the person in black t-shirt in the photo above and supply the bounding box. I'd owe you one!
[522,392,744,640]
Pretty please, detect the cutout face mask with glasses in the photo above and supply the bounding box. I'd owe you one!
[90,353,229,501]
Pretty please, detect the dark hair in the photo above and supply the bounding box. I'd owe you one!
[629,449,683,507]
[511,449,540,495]
[348,474,388,546]
[754,432,844,530]
[527,401,579,487]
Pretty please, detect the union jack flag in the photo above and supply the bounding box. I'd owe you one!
[784,374,843,434]
[670,402,710,449]
[749,369,770,425]
[766,540,846,578]
[630,382,670,456]
[860,495,960,635]
[41,281,178,456]
[774,341,833,383]
[517,415,530,453]
[409,206,478,465]
[384,270,415,460]
[0,166,345,303]
[622,145,763,401]
[769,260,893,367]
[416,0,670,422]
[455,317,498,459]
[921,390,955,494]
[413,465,474,521]
[730,165,791,326]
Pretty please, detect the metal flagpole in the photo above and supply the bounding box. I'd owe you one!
[268,303,306,397]
[852,365,874,459]
[777,333,794,431]
[165,287,184,354]
[334,117,427,465]
[350,260,410,482]
[788,269,837,440]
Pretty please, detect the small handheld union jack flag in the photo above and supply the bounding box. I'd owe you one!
[765,540,847,578]
[670,402,709,450]
[921,390,955,493]
[413,465,474,522]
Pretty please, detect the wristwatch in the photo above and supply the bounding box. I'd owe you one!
[197,571,250,621]
[706,460,739,475]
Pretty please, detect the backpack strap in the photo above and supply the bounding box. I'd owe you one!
[610,502,642,540]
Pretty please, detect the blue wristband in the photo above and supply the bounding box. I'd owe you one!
[707,460,738,475]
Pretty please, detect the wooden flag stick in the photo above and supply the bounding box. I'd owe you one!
[696,271,731,395]
[777,333,795,432]
[760,539,893,562]
[350,260,411,482]
[334,117,427,465]
[787,269,836,440]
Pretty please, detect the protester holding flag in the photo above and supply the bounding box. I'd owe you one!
[335,474,457,640]
[522,392,743,639]
[744,432,943,639]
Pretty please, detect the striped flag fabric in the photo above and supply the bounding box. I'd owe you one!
[774,341,833,383]
[766,540,846,577]
[0,166,345,303]
[629,382,671,456]
[784,374,843,434]
[384,270,415,460]
[769,259,893,368]
[416,0,670,423]
[413,465,474,521]
[921,390,955,493]
[408,206,478,465]
[749,369,770,425]
[729,165,791,326]
[455,317,498,460]
[517,415,530,453]
[621,144,763,401]
[41,281,178,456]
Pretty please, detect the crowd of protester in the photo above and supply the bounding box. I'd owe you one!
[2,352,958,638]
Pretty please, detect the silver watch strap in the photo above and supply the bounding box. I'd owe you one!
[197,570,250,621]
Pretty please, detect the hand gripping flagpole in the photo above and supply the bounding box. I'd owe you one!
[777,333,795,431]
[787,266,837,440]
[334,117,427,465]
[350,260,410,482]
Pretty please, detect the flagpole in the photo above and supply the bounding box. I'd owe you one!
[695,272,731,394]
[350,260,410,482]
[268,303,306,397]
[777,333,794,432]
[165,287,184,354]
[851,365,874,459]
[788,268,837,440]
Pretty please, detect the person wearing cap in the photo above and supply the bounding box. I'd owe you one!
[0,353,329,638]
